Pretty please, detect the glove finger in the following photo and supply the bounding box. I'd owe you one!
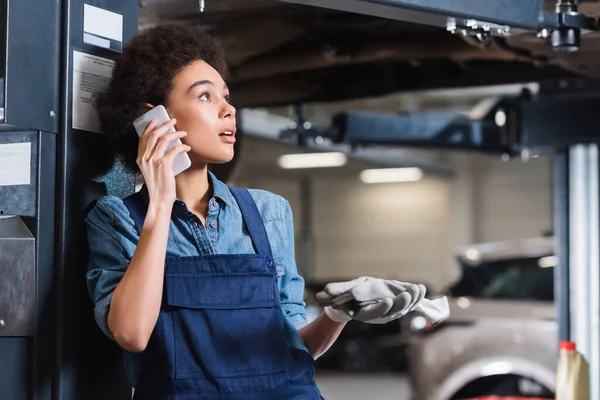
[372,293,413,324]
[400,284,418,310]
[388,282,410,295]
[353,297,394,322]
[324,306,353,323]
[316,291,335,307]
[406,284,426,312]
[406,284,421,311]
[354,297,393,324]
[409,284,427,312]
[386,292,412,315]
[390,280,411,288]
[332,292,356,306]
[323,276,369,297]
[332,302,360,318]
[356,300,379,307]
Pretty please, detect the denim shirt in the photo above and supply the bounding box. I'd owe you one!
[85,172,309,387]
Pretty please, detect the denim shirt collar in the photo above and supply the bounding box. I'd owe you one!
[139,170,233,208]
[208,171,233,206]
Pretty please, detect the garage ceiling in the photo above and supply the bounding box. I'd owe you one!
[138,0,600,107]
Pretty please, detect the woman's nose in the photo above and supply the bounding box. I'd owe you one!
[220,101,236,120]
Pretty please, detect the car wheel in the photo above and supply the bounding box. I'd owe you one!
[452,375,553,399]
[490,376,553,397]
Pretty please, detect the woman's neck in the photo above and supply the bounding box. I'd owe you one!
[175,165,212,221]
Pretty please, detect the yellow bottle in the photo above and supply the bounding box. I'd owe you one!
[556,341,590,400]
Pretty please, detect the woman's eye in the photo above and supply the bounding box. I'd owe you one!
[198,93,210,101]
[224,95,231,103]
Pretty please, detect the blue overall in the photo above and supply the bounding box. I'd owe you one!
[122,188,324,399]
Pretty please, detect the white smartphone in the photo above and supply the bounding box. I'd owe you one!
[133,105,192,176]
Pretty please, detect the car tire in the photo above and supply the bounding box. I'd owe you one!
[490,376,553,397]
[452,375,553,399]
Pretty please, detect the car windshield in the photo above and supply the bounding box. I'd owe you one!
[448,256,554,301]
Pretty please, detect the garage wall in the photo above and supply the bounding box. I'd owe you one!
[309,177,453,289]
[477,155,553,242]
[233,152,553,291]
[447,153,553,243]
[236,174,453,290]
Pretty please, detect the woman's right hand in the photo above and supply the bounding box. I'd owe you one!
[110,118,189,352]
[136,118,191,206]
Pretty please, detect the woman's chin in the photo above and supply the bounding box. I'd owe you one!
[210,153,235,164]
[190,152,234,166]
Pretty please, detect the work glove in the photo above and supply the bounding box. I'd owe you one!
[323,305,353,323]
[319,277,426,324]
[316,277,417,307]
[319,277,388,323]
[318,277,413,323]
[337,291,416,324]
[325,295,450,324]
[319,277,449,325]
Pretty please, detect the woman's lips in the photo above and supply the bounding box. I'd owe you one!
[219,132,236,144]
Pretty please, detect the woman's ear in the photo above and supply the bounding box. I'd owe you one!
[144,103,155,112]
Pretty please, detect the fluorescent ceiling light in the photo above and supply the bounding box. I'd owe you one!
[278,152,347,169]
[360,167,423,183]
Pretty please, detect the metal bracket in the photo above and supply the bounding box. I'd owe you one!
[539,1,598,52]
[279,104,340,146]
[446,18,511,40]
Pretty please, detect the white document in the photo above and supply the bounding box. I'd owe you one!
[0,143,31,186]
[83,4,123,52]
[72,50,115,133]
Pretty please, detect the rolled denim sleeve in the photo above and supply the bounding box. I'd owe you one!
[279,198,308,330]
[85,198,135,341]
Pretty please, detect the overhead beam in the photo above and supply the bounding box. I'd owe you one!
[278,0,543,31]
[139,0,282,17]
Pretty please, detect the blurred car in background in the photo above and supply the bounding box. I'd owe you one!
[406,237,557,400]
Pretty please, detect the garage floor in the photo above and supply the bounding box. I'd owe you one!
[315,372,411,400]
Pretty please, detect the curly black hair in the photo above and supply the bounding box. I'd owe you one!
[95,23,228,174]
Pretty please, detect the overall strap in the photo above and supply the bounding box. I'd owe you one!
[122,192,148,235]
[229,187,273,258]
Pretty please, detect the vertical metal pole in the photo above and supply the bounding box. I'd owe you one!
[589,145,600,400]
[298,177,313,280]
[55,0,72,397]
[569,145,588,356]
[554,149,570,342]
[568,144,598,398]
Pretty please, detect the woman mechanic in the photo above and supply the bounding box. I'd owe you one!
[85,23,422,399]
